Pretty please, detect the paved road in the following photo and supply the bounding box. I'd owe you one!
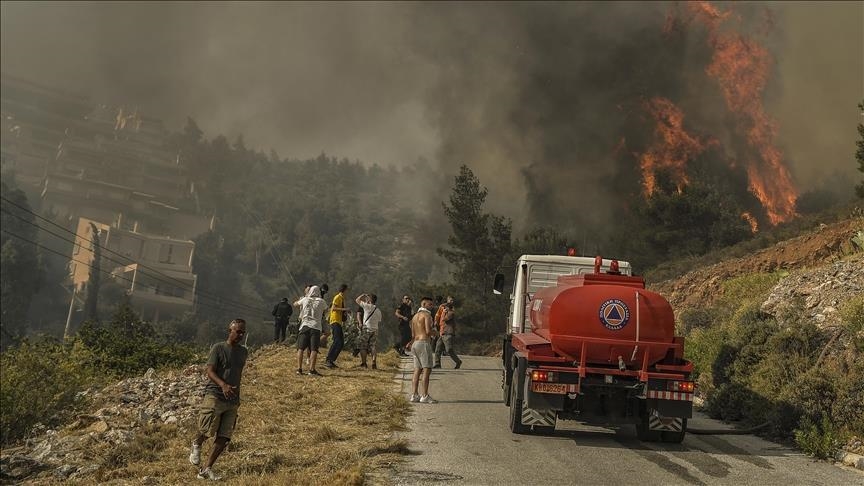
[392,355,863,486]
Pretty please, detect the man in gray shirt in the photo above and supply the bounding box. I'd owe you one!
[189,319,248,481]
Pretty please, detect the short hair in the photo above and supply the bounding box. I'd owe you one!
[369,293,378,303]
[230,318,246,327]
[421,296,433,304]
[339,284,348,292]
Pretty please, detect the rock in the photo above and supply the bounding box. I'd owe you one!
[87,420,110,434]
[0,455,49,481]
[142,475,159,485]
[53,464,78,479]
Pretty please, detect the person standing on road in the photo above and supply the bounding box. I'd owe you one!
[394,295,413,357]
[271,297,293,343]
[407,297,437,404]
[325,284,349,368]
[295,285,327,375]
[434,296,463,369]
[189,319,249,481]
[355,292,382,369]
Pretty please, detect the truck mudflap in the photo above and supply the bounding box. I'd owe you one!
[521,407,557,427]
[648,410,684,432]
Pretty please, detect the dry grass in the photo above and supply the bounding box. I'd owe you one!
[55,346,412,485]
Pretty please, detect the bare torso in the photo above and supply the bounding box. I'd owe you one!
[410,309,433,342]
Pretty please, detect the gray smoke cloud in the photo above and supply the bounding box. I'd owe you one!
[2,1,861,231]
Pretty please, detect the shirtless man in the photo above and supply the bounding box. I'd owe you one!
[406,296,437,404]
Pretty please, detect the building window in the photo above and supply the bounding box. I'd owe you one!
[158,244,174,264]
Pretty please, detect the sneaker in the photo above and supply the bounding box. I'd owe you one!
[188,441,201,466]
[454,362,462,369]
[432,364,441,369]
[419,395,437,404]
[324,361,337,369]
[371,362,377,370]
[197,467,222,481]
[296,368,303,375]
[359,362,368,368]
[409,394,420,403]
[307,369,322,376]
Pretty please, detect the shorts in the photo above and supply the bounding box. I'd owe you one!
[197,395,239,440]
[297,327,321,350]
[357,329,377,353]
[411,340,434,369]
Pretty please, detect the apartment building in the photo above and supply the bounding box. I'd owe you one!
[71,217,197,322]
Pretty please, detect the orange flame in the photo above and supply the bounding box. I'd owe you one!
[688,1,798,225]
[639,97,707,196]
[741,211,759,233]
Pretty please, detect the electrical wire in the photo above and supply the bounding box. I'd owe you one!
[0,196,267,315]
[0,227,269,320]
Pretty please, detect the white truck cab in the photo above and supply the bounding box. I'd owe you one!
[496,255,632,335]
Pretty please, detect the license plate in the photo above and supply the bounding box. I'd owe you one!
[531,382,567,394]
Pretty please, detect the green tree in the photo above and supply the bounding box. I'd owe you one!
[856,100,864,198]
[438,165,512,343]
[0,177,43,341]
[83,222,101,322]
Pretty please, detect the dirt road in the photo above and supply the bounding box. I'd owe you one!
[392,355,863,485]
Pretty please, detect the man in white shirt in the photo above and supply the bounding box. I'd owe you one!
[355,292,382,369]
[294,285,327,376]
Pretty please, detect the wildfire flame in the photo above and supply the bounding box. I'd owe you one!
[689,1,798,225]
[639,97,709,196]
[741,211,759,233]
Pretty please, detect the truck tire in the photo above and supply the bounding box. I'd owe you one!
[508,357,529,434]
[503,368,511,406]
[661,419,687,443]
[636,410,661,442]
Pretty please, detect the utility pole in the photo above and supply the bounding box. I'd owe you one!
[63,286,77,340]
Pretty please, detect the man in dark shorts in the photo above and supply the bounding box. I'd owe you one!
[394,295,413,357]
[295,285,327,375]
[271,297,293,343]
[189,319,249,481]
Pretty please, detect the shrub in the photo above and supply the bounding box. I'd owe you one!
[0,338,101,443]
[794,416,847,459]
[0,302,199,445]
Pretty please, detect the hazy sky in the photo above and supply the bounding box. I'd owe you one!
[2,1,862,225]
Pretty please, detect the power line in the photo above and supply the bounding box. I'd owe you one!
[0,206,265,316]
[0,228,269,321]
[239,200,303,297]
[0,227,269,320]
[0,196,267,315]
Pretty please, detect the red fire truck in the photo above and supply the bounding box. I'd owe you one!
[494,254,693,442]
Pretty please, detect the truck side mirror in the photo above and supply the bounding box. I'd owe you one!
[492,273,505,295]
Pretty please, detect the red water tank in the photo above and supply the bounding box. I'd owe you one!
[529,273,676,366]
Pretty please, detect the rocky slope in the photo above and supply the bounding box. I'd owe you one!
[651,218,864,319]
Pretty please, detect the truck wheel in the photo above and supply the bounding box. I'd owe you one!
[503,368,511,406]
[509,377,529,434]
[661,419,687,443]
[636,414,661,442]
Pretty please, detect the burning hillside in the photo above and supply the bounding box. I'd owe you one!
[417,1,805,242]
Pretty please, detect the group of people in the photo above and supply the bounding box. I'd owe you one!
[189,290,462,481]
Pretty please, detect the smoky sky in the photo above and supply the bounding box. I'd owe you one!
[2,1,862,229]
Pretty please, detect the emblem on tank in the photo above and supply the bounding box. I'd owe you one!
[599,299,630,330]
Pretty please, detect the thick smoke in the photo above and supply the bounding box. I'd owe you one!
[0,2,437,167]
[2,2,861,233]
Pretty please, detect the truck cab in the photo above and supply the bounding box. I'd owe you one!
[500,255,632,335]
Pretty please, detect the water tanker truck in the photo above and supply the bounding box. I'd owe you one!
[494,254,693,442]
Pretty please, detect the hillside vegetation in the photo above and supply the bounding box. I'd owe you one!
[651,216,864,458]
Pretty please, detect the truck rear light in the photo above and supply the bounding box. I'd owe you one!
[667,381,694,392]
[531,370,557,382]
